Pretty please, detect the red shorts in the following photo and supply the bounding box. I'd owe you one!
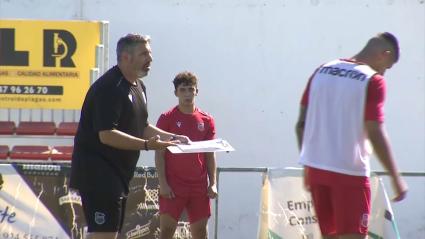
[159,193,210,224]
[307,167,371,236]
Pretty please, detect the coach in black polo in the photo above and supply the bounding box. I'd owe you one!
[70,34,189,239]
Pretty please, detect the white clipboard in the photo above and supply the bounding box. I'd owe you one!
[167,138,235,154]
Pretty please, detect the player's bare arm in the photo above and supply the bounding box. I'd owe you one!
[365,121,408,201]
[155,149,175,198]
[295,106,307,151]
[295,106,310,191]
[206,152,217,199]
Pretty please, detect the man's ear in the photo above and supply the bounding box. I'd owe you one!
[384,50,398,62]
[379,50,393,61]
[174,90,177,97]
[195,88,199,96]
[375,50,387,64]
[121,51,131,62]
[384,50,392,58]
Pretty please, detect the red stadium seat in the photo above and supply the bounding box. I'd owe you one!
[16,121,56,135]
[56,122,78,136]
[50,146,73,161]
[0,145,9,159]
[10,145,50,160]
[0,121,15,135]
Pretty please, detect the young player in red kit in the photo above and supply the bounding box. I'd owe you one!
[155,71,217,239]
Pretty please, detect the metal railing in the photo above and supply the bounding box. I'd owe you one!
[213,167,425,239]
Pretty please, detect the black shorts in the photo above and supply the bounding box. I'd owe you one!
[80,190,128,232]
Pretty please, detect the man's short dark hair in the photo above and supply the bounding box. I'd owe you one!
[173,71,198,90]
[116,34,150,62]
[380,32,400,63]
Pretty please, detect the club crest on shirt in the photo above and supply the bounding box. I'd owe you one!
[95,211,106,225]
[360,213,369,227]
[197,122,205,131]
[176,121,182,128]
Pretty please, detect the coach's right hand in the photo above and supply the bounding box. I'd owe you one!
[145,135,177,150]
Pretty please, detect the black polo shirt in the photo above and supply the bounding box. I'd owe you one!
[70,65,148,194]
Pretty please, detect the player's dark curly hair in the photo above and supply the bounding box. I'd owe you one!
[173,71,198,90]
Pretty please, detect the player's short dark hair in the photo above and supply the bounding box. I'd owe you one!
[173,71,198,90]
[116,34,150,62]
[379,32,400,63]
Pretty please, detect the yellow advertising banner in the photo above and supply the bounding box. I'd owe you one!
[0,19,101,109]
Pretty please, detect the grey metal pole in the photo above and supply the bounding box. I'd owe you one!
[214,168,220,239]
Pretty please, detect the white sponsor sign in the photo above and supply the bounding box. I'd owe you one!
[258,168,400,239]
[0,164,69,239]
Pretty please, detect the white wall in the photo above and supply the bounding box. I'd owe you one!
[1,0,424,238]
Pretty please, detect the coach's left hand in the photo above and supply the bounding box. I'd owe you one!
[170,134,191,144]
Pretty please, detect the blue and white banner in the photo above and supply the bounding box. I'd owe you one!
[0,164,74,239]
[0,164,191,239]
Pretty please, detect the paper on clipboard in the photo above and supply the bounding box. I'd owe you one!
[167,138,235,154]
